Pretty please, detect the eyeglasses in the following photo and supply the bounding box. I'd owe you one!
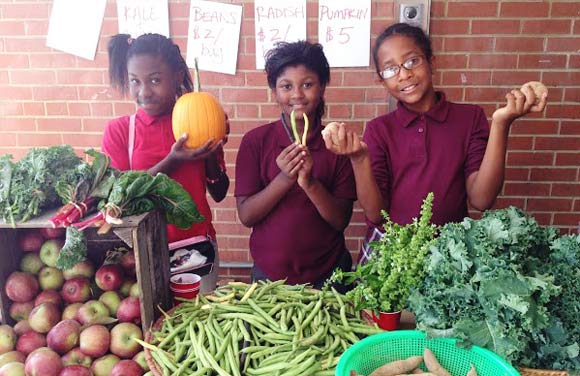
[380,56,425,80]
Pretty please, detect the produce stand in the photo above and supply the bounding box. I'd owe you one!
[0,209,172,331]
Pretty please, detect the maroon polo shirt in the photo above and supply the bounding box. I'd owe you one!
[363,92,489,229]
[235,119,356,284]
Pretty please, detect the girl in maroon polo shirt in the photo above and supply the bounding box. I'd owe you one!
[322,23,548,262]
[235,41,356,289]
[102,33,229,293]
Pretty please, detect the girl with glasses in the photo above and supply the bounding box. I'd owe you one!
[323,23,548,263]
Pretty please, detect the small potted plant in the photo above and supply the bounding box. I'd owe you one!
[329,193,437,330]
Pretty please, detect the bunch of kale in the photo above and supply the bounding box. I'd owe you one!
[409,207,579,373]
[0,145,82,226]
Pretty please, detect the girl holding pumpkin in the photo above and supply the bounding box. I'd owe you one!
[102,33,229,293]
[322,23,548,263]
[235,41,356,290]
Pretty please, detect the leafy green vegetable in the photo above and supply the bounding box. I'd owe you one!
[409,207,579,372]
[0,146,82,225]
[328,192,437,313]
[55,226,88,270]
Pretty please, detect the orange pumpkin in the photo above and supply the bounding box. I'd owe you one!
[172,59,226,149]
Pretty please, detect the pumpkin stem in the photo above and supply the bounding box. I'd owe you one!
[193,57,201,93]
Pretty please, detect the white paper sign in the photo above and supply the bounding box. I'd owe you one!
[46,0,106,61]
[186,0,243,75]
[254,0,307,70]
[117,0,170,38]
[318,0,371,67]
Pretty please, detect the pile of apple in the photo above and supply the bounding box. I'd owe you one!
[0,228,147,376]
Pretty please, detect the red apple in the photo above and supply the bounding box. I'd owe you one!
[39,227,65,240]
[9,301,34,321]
[39,239,64,268]
[25,347,63,376]
[34,289,63,308]
[109,323,142,359]
[119,251,136,278]
[5,272,38,303]
[46,320,80,355]
[38,266,65,291]
[0,325,16,355]
[17,230,44,253]
[95,264,124,291]
[79,325,110,358]
[91,354,120,376]
[61,303,83,321]
[0,361,25,375]
[117,297,141,325]
[110,359,143,376]
[62,261,95,280]
[16,331,46,356]
[98,291,121,316]
[61,347,92,368]
[20,253,45,275]
[75,300,110,325]
[60,277,92,304]
[28,303,60,334]
[13,321,31,336]
[0,350,26,367]
[59,364,92,376]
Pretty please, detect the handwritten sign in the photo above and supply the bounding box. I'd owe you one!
[186,0,242,75]
[117,0,170,38]
[46,0,106,60]
[254,0,307,70]
[318,0,371,67]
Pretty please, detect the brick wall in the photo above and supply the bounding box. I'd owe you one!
[0,1,578,281]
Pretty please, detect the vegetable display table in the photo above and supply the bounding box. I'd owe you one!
[0,209,172,331]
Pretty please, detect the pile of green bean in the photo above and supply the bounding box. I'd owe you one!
[141,280,383,376]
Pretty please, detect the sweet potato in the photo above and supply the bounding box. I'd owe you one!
[423,348,451,376]
[369,355,424,376]
[466,364,478,376]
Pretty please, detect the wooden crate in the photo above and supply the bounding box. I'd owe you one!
[0,209,172,331]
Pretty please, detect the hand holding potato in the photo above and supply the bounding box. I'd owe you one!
[321,121,367,160]
[492,81,548,125]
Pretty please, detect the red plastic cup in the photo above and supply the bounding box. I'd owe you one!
[170,273,201,304]
[372,311,402,331]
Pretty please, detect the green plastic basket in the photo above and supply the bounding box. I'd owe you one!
[336,330,520,376]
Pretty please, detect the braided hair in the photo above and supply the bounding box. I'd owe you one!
[107,33,193,97]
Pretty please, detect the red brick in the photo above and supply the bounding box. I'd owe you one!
[77,86,115,101]
[10,70,57,85]
[222,88,268,103]
[522,20,571,34]
[22,102,45,116]
[555,152,580,166]
[575,201,580,212]
[496,37,544,52]
[0,86,33,100]
[235,104,260,118]
[546,104,580,119]
[245,72,268,86]
[546,38,580,52]
[17,133,63,147]
[536,136,580,151]
[25,20,50,36]
[343,71,379,87]
[68,103,91,117]
[90,103,113,117]
[0,54,30,69]
[447,2,498,17]
[325,88,366,103]
[468,54,518,69]
[507,136,534,150]
[492,71,540,86]
[4,38,47,53]
[471,20,520,35]
[552,184,580,197]
[564,89,580,103]
[200,72,245,87]
[56,70,105,85]
[553,214,580,228]
[530,168,577,182]
[431,1,445,17]
[1,4,50,18]
[0,119,35,132]
[62,134,103,148]
[503,182,551,196]
[444,37,494,52]
[526,212,553,227]
[518,54,567,69]
[354,104,378,119]
[506,152,554,166]
[29,53,77,68]
[505,168,530,181]
[560,121,580,135]
[0,133,17,147]
[430,19,469,35]
[327,105,352,119]
[46,103,68,116]
[527,198,572,212]
[37,119,82,132]
[500,2,549,17]
[551,2,580,17]
[493,197,526,209]
[464,87,507,102]
[441,71,491,86]
[0,21,26,35]
[542,71,580,87]
[510,120,558,135]
[435,54,468,69]
[82,119,108,133]
[33,86,78,101]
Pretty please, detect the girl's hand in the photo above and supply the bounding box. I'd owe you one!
[322,122,368,160]
[276,142,304,181]
[492,82,548,125]
[297,145,313,189]
[171,133,222,162]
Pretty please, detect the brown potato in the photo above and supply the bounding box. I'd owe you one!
[521,81,548,104]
